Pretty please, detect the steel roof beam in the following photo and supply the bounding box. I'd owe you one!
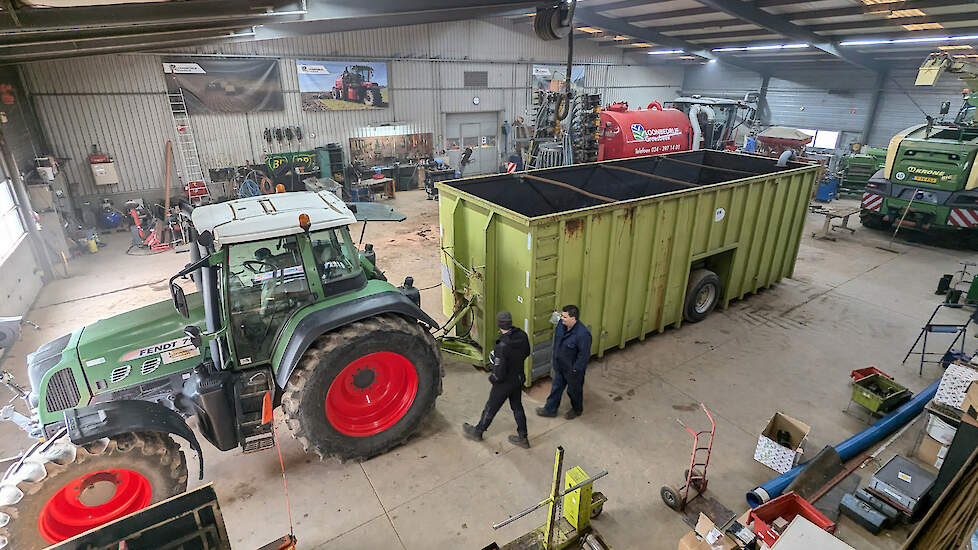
[574,5,768,73]
[0,0,294,34]
[629,0,967,26]
[691,0,881,71]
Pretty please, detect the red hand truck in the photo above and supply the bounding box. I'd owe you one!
[661,403,733,528]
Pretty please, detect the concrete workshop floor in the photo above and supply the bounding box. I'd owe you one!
[2,191,976,549]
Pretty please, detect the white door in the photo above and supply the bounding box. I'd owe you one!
[446,112,499,176]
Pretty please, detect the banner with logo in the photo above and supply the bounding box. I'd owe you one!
[297,60,389,111]
[531,64,586,94]
[162,57,283,114]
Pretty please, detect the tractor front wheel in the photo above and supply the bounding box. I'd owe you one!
[364,88,381,107]
[0,432,187,550]
[282,314,442,461]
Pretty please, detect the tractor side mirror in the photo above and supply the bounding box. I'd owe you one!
[171,282,190,318]
[197,230,214,251]
[941,101,951,115]
[184,325,202,349]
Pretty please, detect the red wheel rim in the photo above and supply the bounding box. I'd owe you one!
[38,468,152,544]
[325,351,419,437]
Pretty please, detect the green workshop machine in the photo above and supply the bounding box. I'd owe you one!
[861,52,978,245]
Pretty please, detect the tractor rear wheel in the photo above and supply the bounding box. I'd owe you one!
[364,88,381,107]
[0,432,187,550]
[282,314,442,461]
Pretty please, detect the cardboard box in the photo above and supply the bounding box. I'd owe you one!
[770,516,854,549]
[935,363,978,409]
[917,434,949,470]
[754,413,811,474]
[962,380,978,419]
[677,514,740,550]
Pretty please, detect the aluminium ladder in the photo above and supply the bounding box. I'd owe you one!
[167,88,210,203]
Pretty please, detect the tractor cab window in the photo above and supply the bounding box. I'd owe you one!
[226,234,313,366]
[309,227,363,293]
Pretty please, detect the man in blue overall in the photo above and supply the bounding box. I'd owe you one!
[537,305,592,420]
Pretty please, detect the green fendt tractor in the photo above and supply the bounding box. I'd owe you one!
[861,52,978,244]
[0,191,442,550]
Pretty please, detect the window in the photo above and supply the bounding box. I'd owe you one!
[463,71,488,88]
[0,179,25,262]
[226,235,312,365]
[309,228,361,286]
[798,129,840,150]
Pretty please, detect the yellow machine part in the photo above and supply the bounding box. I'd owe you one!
[563,466,593,531]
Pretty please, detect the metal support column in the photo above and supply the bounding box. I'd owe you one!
[862,70,888,146]
[0,127,55,280]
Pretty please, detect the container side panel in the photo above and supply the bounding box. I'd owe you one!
[742,181,776,298]
[759,179,791,289]
[723,183,751,304]
[598,210,630,355]
[622,205,654,346]
[784,177,817,279]
[658,199,687,332]
[770,176,804,284]
[491,216,534,344]
[582,213,611,356]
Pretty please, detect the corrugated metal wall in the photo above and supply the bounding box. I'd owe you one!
[682,61,965,149]
[19,17,683,201]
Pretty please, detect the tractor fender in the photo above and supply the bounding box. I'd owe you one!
[64,400,204,479]
[275,290,439,388]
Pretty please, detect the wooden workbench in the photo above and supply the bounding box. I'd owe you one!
[809,204,860,241]
[353,177,396,200]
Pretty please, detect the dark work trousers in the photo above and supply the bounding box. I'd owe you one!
[475,381,528,437]
[544,364,585,414]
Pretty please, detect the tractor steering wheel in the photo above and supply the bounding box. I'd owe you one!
[243,260,275,274]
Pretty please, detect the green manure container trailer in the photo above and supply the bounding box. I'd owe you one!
[436,150,821,383]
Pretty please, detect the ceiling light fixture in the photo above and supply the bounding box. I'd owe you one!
[712,43,808,52]
[648,49,683,55]
[841,33,978,46]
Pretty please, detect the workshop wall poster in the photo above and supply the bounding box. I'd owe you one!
[531,64,586,94]
[297,60,389,111]
[162,57,284,114]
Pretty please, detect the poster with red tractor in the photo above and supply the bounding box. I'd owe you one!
[297,60,389,111]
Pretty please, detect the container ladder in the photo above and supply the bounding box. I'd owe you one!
[167,88,210,204]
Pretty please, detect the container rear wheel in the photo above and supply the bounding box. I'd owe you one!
[282,314,442,460]
[683,269,721,323]
[0,432,187,550]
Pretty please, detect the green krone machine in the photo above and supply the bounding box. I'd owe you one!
[861,52,978,245]
[0,191,442,550]
[838,147,887,196]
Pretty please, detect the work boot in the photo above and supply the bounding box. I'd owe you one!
[508,434,530,449]
[536,407,557,418]
[462,423,483,441]
[564,409,582,420]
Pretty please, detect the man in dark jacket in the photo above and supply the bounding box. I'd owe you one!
[462,311,531,448]
[537,305,592,420]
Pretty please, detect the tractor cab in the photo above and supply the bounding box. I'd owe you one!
[173,191,397,369]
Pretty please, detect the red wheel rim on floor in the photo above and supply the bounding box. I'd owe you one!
[38,468,152,544]
[325,351,419,437]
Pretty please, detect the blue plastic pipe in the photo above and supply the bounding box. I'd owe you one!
[745,379,940,508]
